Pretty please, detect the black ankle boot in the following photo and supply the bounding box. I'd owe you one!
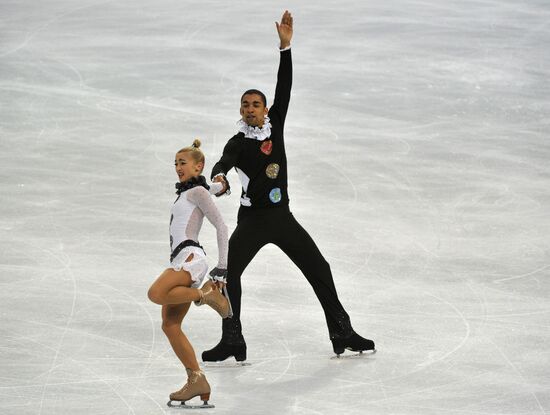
[202,339,247,362]
[331,332,375,355]
[202,317,247,362]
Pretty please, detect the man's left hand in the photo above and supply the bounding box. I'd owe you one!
[276,10,293,49]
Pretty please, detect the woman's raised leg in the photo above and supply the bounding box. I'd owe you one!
[147,254,201,305]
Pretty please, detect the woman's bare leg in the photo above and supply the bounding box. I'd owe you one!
[147,254,202,370]
[147,254,202,305]
[162,303,200,371]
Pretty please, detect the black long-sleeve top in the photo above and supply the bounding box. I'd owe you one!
[211,49,292,209]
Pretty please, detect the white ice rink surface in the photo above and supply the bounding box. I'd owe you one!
[1,1,550,414]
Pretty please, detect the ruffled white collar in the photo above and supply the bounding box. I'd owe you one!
[237,116,272,141]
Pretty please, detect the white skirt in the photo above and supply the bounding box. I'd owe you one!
[169,246,209,288]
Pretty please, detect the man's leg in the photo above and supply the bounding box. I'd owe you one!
[202,217,267,362]
[274,212,375,354]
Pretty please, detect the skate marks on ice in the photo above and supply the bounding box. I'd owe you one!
[167,399,215,410]
[331,349,377,360]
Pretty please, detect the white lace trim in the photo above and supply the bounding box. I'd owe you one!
[236,167,252,206]
[237,116,272,141]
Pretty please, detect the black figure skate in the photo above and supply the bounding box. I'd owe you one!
[202,318,247,365]
[331,332,376,357]
[202,339,247,363]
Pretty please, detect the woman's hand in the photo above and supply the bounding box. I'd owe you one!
[209,267,227,289]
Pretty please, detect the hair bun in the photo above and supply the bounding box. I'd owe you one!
[192,139,201,149]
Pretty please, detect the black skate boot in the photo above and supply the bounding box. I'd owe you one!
[202,318,247,362]
[202,339,246,362]
[331,332,375,356]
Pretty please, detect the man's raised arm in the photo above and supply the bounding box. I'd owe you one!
[272,10,294,123]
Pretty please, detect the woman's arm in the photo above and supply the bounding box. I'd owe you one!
[187,187,228,269]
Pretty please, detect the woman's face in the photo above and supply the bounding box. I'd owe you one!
[174,152,202,182]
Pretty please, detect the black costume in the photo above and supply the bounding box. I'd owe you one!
[204,49,374,360]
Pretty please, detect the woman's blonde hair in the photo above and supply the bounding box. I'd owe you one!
[177,139,205,172]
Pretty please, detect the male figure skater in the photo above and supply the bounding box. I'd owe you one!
[204,10,375,361]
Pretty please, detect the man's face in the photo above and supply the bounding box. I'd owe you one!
[240,93,268,127]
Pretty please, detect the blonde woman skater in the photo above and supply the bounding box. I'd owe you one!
[148,139,230,409]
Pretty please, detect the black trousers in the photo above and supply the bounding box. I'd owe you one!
[224,205,354,340]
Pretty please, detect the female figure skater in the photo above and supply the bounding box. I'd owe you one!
[147,139,230,408]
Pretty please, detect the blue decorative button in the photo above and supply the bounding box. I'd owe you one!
[269,188,282,203]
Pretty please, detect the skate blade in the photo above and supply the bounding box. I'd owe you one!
[202,361,251,368]
[331,349,377,360]
[167,400,215,409]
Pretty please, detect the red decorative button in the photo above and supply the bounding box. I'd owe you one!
[260,140,272,155]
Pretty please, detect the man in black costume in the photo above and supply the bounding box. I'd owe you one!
[203,10,375,361]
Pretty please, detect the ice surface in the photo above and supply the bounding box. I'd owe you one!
[1,0,549,414]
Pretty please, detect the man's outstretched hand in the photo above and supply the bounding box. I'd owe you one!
[213,174,229,196]
[276,10,293,49]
